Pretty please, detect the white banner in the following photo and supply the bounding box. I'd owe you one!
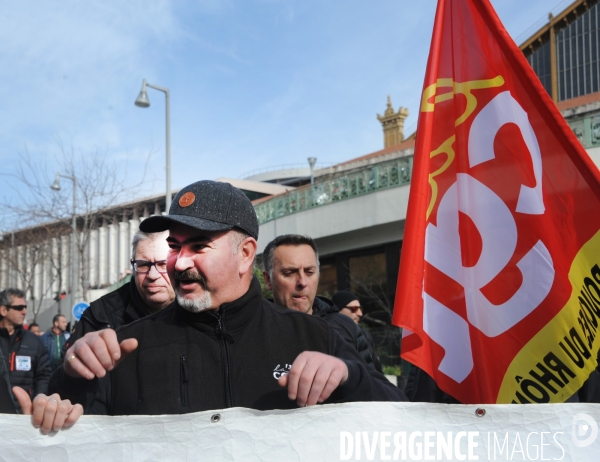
[2,402,599,461]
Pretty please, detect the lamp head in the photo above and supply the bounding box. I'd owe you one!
[50,173,61,191]
[135,79,150,108]
[307,157,317,168]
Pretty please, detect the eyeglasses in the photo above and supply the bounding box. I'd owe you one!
[344,305,362,314]
[5,305,27,311]
[131,260,168,273]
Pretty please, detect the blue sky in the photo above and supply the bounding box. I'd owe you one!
[0,0,574,225]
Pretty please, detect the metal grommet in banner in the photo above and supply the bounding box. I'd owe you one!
[211,414,221,423]
[475,408,486,417]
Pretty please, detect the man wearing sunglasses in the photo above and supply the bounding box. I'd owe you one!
[67,230,175,345]
[0,288,51,411]
[332,290,382,373]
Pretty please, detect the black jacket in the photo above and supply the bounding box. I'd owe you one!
[0,348,16,413]
[50,278,406,414]
[405,365,460,404]
[312,297,379,370]
[362,328,384,374]
[0,325,51,409]
[67,278,153,348]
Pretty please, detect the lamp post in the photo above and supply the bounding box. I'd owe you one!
[135,79,172,213]
[307,157,317,205]
[307,157,317,186]
[51,173,77,314]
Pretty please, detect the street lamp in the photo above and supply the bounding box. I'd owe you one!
[307,157,317,187]
[307,157,317,205]
[51,173,77,314]
[135,79,172,213]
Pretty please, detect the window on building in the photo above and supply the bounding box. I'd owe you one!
[317,261,337,299]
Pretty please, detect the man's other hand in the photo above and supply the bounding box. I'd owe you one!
[13,387,83,434]
[278,351,349,407]
[64,329,138,380]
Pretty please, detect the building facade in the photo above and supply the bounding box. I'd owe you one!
[2,0,600,366]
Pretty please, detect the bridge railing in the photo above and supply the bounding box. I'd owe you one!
[254,155,413,224]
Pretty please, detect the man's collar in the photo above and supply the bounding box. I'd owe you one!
[0,324,23,338]
[176,276,263,333]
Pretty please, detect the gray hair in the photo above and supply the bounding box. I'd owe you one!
[131,230,169,260]
[229,229,251,255]
[0,288,25,308]
[262,234,319,278]
[229,229,256,271]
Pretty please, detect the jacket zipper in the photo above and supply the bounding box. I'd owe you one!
[216,313,234,408]
[180,354,188,407]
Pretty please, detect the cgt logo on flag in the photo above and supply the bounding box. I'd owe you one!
[394,0,600,404]
[422,87,554,384]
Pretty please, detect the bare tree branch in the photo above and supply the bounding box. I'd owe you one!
[0,143,153,305]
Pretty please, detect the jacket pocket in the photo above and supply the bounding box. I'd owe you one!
[180,354,188,407]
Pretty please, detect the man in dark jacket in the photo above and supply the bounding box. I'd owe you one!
[51,180,405,415]
[67,230,175,347]
[0,347,16,413]
[0,288,51,411]
[332,290,383,373]
[262,234,377,369]
[40,314,68,371]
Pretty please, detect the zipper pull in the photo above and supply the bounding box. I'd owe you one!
[215,315,235,344]
[180,354,188,382]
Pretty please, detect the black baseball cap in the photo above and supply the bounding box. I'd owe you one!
[139,180,259,239]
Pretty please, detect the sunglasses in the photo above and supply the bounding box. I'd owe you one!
[5,304,27,311]
[344,305,362,314]
[131,259,168,274]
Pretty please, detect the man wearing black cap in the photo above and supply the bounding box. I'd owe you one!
[50,180,405,415]
[332,290,383,373]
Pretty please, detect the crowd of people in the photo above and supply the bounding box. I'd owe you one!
[0,180,408,433]
[3,179,600,437]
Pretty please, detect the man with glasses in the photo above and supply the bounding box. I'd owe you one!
[262,235,377,370]
[67,230,175,345]
[0,288,51,411]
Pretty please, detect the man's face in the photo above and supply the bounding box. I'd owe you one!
[54,316,68,332]
[339,299,363,324]
[0,296,27,327]
[166,224,244,312]
[264,244,319,314]
[29,325,41,335]
[134,236,176,312]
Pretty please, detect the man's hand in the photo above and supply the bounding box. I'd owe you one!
[13,387,83,434]
[278,351,349,407]
[64,329,138,380]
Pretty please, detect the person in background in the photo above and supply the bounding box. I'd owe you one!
[0,348,83,433]
[0,288,51,412]
[262,235,378,371]
[332,290,383,373]
[28,323,43,336]
[66,230,175,346]
[40,315,68,371]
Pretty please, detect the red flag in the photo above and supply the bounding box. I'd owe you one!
[394,0,600,404]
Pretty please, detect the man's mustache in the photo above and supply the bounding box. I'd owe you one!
[174,270,207,287]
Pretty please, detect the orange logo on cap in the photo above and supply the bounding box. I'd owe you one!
[179,192,195,207]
